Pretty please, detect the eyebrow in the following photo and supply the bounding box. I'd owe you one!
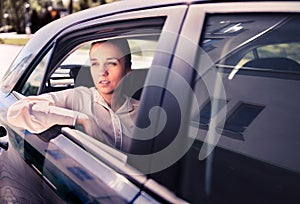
[90,57,120,61]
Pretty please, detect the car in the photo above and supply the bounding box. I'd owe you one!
[1,0,300,203]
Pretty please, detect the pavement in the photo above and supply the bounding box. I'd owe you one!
[0,32,30,79]
[0,32,32,39]
[0,44,24,79]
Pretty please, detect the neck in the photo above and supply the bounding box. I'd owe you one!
[98,90,126,111]
[101,93,112,107]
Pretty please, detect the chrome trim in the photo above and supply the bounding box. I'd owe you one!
[143,179,189,204]
[48,134,142,202]
[61,127,148,184]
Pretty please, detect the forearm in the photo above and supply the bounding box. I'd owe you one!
[7,97,77,133]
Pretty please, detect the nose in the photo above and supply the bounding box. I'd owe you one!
[100,70,108,77]
[97,66,109,77]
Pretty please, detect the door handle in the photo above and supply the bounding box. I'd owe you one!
[0,126,9,151]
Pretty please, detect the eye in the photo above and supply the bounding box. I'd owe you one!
[105,59,119,68]
[91,62,99,68]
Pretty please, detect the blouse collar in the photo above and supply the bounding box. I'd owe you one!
[92,87,134,113]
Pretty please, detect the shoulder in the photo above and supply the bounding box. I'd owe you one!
[46,86,92,99]
[72,86,94,96]
[130,98,139,108]
[67,87,95,110]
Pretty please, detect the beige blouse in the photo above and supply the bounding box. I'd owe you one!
[7,86,139,151]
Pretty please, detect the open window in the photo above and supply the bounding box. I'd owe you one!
[42,34,161,96]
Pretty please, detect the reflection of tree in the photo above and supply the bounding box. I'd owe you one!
[30,9,40,34]
[0,0,3,27]
[79,0,90,10]
[40,6,52,27]
[6,0,26,33]
[236,43,300,68]
[1,0,119,34]
[100,0,107,4]
[69,0,73,14]
[258,43,300,64]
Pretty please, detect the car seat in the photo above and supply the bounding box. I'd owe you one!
[243,57,300,71]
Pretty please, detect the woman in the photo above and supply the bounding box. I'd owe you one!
[7,38,139,151]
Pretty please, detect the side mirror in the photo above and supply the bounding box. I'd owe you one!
[0,126,9,151]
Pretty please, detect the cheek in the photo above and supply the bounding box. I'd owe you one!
[90,69,98,85]
[113,70,126,83]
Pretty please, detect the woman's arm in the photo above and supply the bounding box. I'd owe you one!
[7,89,83,133]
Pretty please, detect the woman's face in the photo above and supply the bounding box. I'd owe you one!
[89,42,129,99]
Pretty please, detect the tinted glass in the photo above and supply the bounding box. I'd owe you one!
[180,13,300,204]
[21,51,51,96]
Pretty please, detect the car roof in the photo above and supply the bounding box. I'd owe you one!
[19,0,198,67]
[17,0,296,60]
[48,0,192,31]
[26,0,298,55]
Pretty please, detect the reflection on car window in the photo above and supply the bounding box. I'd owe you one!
[191,98,228,127]
[201,14,286,60]
[236,42,300,69]
[181,13,300,204]
[21,51,50,96]
[222,103,264,139]
[201,14,300,76]
[0,54,33,93]
[196,13,300,170]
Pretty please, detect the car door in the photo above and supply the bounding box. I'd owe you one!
[144,2,300,204]
[0,45,63,203]
[0,4,189,203]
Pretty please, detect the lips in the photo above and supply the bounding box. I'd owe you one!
[99,80,110,85]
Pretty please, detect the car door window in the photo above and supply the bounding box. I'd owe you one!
[174,13,300,204]
[41,37,159,102]
[20,51,52,96]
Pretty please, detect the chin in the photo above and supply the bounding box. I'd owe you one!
[98,88,114,95]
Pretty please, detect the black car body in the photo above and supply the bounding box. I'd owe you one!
[1,0,300,203]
